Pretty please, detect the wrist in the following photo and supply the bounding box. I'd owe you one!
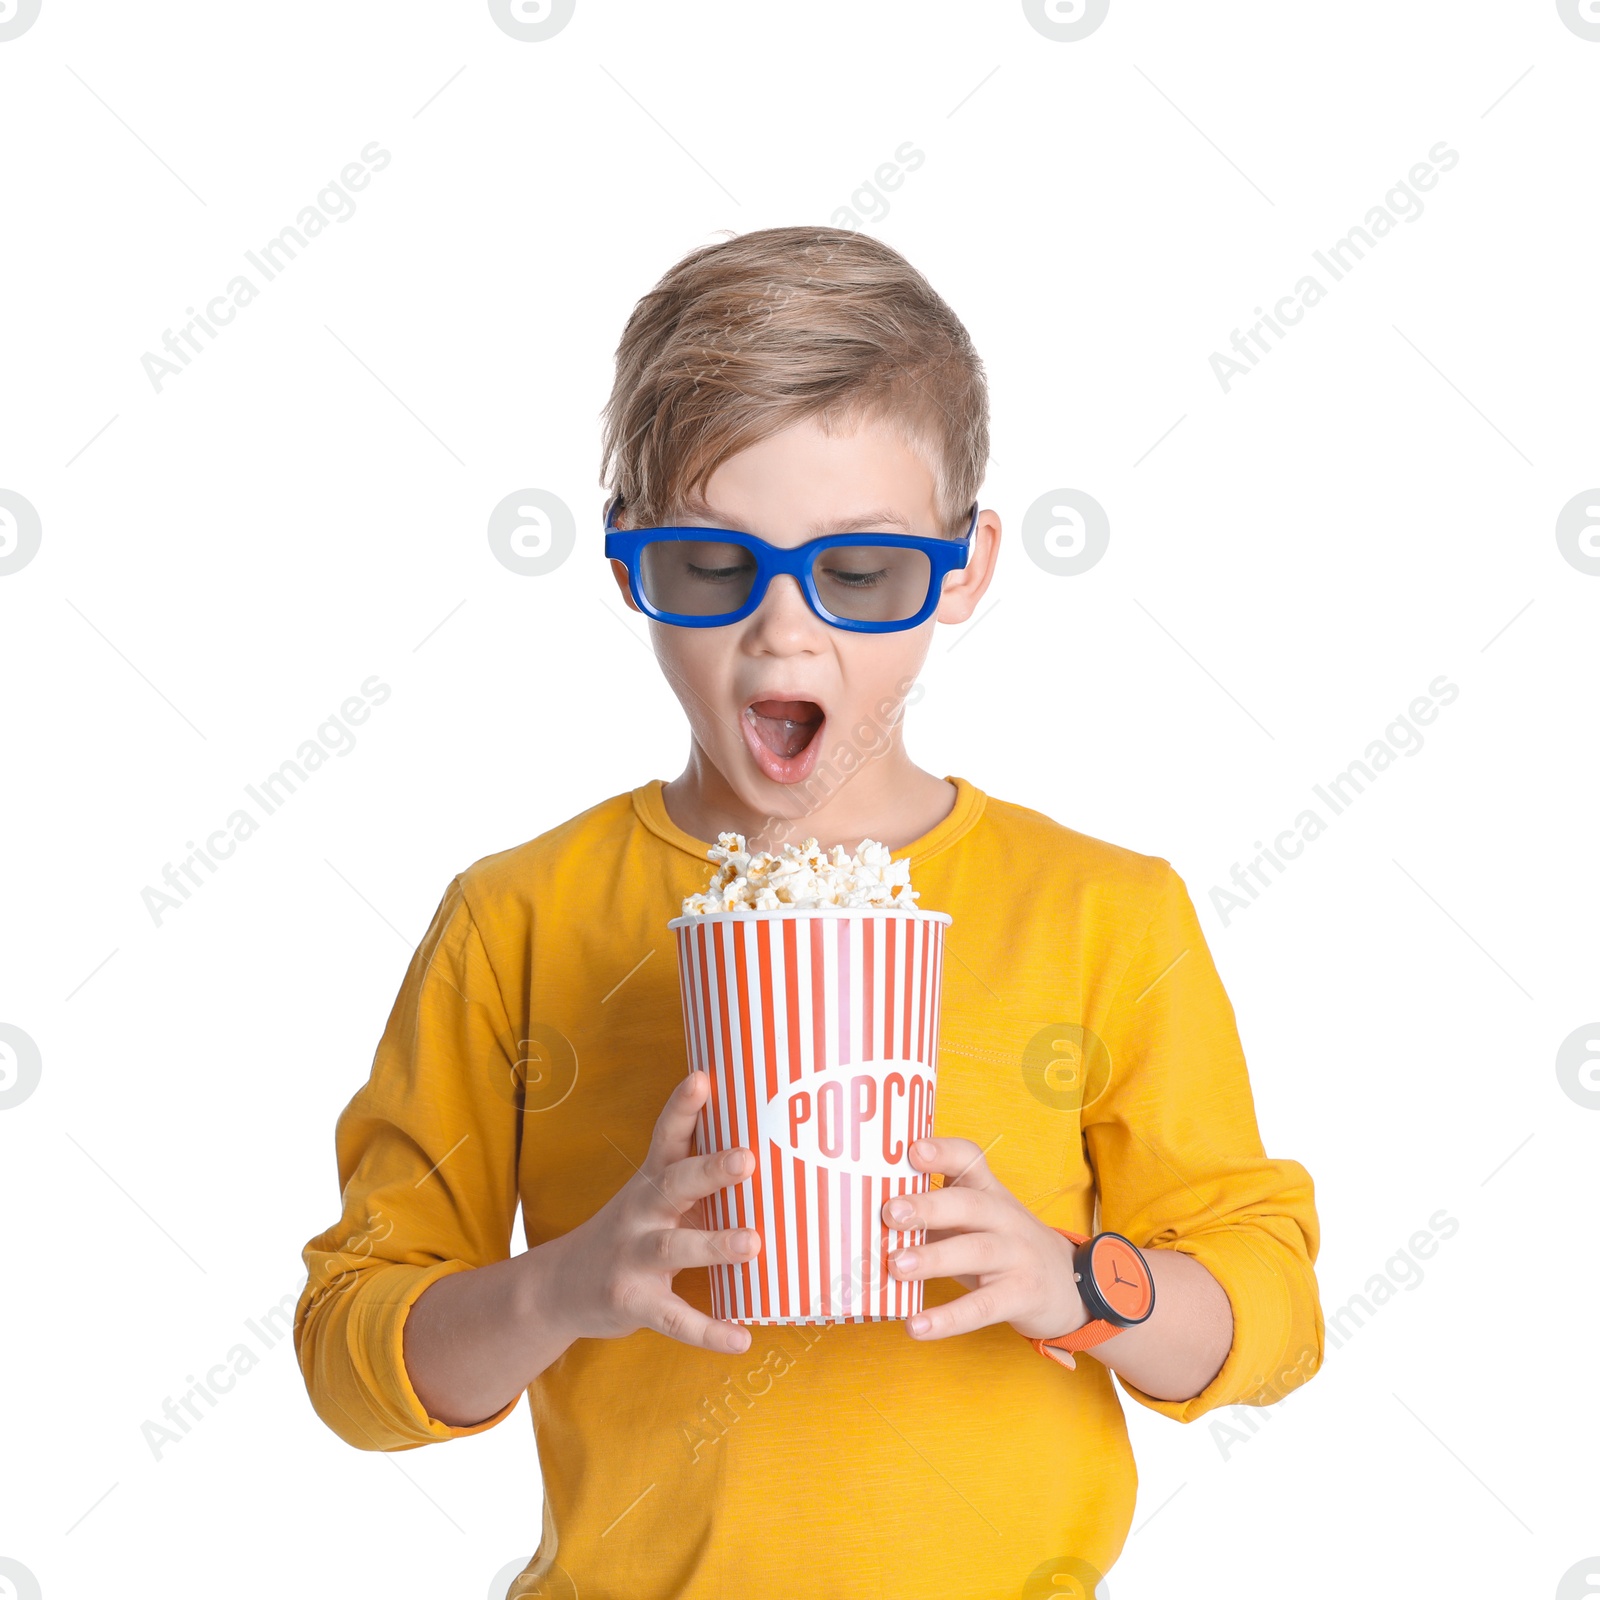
[1049,1231,1091,1335]
[515,1231,584,1346]
[1028,1228,1156,1364]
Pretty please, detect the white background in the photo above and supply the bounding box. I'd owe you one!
[2,2,1597,1597]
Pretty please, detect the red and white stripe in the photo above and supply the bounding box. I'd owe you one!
[671,907,950,1324]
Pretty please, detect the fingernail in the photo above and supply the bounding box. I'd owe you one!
[895,1250,917,1272]
[886,1199,913,1223]
[913,1139,934,1159]
[908,1314,929,1334]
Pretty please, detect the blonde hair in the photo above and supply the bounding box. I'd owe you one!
[599,226,988,534]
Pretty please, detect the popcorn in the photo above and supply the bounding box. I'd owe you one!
[681,831,920,915]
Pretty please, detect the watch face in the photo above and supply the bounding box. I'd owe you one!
[1089,1234,1154,1324]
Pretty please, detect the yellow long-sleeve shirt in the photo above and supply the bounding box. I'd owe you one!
[294,776,1323,1597]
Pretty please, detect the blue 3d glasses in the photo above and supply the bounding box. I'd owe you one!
[603,497,977,633]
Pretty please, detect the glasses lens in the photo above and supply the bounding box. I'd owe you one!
[810,544,933,623]
[639,538,758,617]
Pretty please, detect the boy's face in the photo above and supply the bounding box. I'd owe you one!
[608,414,999,837]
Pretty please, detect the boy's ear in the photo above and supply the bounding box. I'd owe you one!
[935,509,1001,625]
[609,556,642,613]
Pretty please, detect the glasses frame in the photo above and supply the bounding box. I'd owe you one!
[603,498,978,633]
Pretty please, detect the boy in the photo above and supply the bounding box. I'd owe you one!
[294,227,1323,1598]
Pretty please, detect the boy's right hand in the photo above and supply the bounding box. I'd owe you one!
[537,1070,760,1354]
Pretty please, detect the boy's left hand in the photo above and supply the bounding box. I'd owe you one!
[883,1136,1088,1354]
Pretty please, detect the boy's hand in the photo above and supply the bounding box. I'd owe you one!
[541,1070,761,1355]
[881,1137,1089,1351]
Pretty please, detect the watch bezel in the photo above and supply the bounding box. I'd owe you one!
[1074,1230,1155,1328]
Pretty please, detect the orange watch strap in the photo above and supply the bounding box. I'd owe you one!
[1031,1227,1117,1363]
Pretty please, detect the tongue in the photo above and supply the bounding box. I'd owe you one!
[747,700,823,759]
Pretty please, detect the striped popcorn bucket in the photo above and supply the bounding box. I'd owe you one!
[668,905,951,1324]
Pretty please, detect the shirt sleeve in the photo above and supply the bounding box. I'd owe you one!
[293,876,527,1451]
[1082,863,1325,1423]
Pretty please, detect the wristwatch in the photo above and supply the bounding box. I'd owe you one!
[1030,1229,1155,1367]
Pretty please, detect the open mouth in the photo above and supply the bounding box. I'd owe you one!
[741,698,826,785]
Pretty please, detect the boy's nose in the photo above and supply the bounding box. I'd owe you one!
[748,571,824,634]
